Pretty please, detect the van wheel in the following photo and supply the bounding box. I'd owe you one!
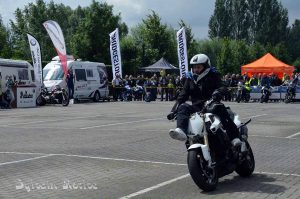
[93,91,100,102]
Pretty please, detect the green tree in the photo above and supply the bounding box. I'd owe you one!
[70,0,128,63]
[131,11,177,67]
[231,0,250,41]
[0,15,12,58]
[209,0,289,45]
[287,19,300,62]
[209,0,232,39]
[254,0,288,45]
[120,36,139,75]
[9,0,127,64]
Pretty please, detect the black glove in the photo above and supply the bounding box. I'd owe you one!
[212,90,222,102]
[167,112,175,120]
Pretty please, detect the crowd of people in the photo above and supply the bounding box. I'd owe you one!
[223,73,296,88]
[110,71,300,103]
[222,72,299,102]
[111,73,184,102]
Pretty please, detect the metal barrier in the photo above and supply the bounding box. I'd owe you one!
[249,86,300,100]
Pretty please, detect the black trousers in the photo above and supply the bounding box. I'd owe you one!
[176,103,239,141]
[68,86,74,99]
[161,87,169,101]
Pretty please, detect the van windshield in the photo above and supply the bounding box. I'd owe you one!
[43,69,50,80]
[44,67,64,81]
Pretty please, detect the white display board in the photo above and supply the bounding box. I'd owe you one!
[17,87,37,108]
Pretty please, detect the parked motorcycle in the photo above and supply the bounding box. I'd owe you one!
[121,85,133,101]
[168,100,255,191]
[260,86,272,103]
[236,82,250,103]
[36,85,69,106]
[284,85,296,103]
[133,85,144,101]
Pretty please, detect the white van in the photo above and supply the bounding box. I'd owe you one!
[43,56,109,101]
[0,58,36,91]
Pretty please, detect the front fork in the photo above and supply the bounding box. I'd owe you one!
[192,126,213,167]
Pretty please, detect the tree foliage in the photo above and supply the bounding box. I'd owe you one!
[131,11,177,67]
[209,0,289,45]
[0,15,12,58]
[9,0,127,63]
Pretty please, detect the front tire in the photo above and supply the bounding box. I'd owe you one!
[235,142,255,177]
[62,92,69,106]
[187,150,218,192]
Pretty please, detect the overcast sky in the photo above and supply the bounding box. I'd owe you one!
[1,0,300,39]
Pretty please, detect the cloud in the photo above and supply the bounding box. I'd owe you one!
[0,0,300,39]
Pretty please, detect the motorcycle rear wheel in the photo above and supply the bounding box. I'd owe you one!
[187,150,218,192]
[36,95,46,106]
[284,94,292,104]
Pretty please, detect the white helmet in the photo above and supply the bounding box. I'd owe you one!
[190,54,211,67]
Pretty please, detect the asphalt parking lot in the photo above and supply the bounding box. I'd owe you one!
[0,101,299,199]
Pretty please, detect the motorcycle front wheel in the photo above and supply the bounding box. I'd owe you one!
[235,141,255,177]
[62,92,69,106]
[187,150,218,192]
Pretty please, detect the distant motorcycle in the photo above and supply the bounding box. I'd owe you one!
[36,85,69,106]
[121,85,133,101]
[284,84,296,103]
[236,82,250,103]
[260,86,272,103]
[133,85,144,101]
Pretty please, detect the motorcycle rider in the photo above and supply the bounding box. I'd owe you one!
[168,54,242,146]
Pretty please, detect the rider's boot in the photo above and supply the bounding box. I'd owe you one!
[169,128,187,141]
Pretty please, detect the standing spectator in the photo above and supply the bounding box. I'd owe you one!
[128,75,135,87]
[230,74,238,87]
[150,77,157,100]
[223,75,232,101]
[66,69,74,100]
[249,74,259,86]
[112,74,123,101]
[282,75,291,85]
[167,79,175,101]
[5,76,15,107]
[159,74,168,101]
[260,73,270,87]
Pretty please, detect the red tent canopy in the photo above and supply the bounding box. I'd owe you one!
[241,53,295,79]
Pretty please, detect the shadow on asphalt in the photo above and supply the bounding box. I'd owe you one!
[202,174,286,195]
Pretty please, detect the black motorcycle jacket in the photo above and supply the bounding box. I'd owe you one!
[175,69,227,111]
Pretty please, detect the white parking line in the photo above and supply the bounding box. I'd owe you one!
[286,132,300,139]
[0,155,54,166]
[119,174,190,199]
[1,151,299,178]
[242,114,268,120]
[250,135,299,140]
[0,152,186,166]
[80,118,162,130]
[0,111,140,127]
[118,170,300,199]
[255,171,300,177]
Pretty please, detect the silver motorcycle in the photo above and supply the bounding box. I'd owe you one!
[169,100,255,191]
